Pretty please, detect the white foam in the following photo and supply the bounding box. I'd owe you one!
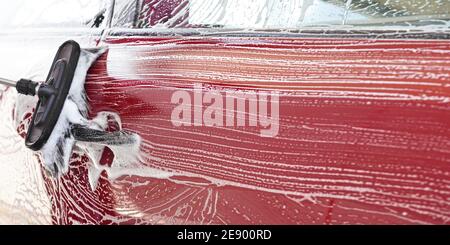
[36,47,166,190]
[40,47,105,175]
[72,111,174,191]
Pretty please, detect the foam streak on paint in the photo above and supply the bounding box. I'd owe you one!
[81,36,450,224]
[1,0,450,225]
[1,27,450,225]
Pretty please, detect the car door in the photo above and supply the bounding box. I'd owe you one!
[48,0,448,224]
[4,0,449,224]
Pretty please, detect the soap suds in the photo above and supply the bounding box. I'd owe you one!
[30,47,134,181]
[36,47,159,190]
[39,48,104,176]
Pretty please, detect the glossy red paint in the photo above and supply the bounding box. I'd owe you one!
[43,36,450,224]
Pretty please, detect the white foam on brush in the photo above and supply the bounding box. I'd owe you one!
[40,47,105,176]
[36,47,171,190]
[38,47,166,190]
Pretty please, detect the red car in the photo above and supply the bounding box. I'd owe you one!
[0,0,449,224]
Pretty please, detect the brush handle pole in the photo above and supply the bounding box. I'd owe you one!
[0,77,39,96]
[0,77,17,87]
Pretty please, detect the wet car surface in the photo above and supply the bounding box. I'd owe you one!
[0,0,449,224]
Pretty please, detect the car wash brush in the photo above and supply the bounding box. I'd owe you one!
[0,40,140,176]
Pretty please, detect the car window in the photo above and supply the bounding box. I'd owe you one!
[113,0,450,29]
[0,0,110,29]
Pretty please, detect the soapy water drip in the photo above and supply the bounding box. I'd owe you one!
[38,47,142,178]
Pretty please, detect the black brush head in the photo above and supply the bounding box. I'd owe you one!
[25,40,81,151]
